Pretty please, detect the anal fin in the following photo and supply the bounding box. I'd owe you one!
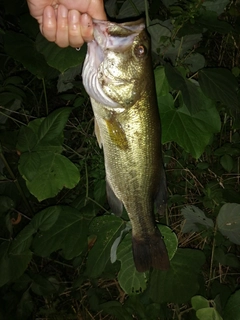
[106,179,123,216]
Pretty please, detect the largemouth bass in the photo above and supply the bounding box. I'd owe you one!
[82,19,170,272]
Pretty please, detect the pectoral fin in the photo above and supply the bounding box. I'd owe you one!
[155,164,168,215]
[106,179,123,216]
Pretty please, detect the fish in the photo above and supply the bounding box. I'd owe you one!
[82,18,170,272]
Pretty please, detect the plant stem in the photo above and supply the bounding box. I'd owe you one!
[0,152,33,217]
[144,0,150,28]
[208,223,217,291]
[42,78,48,115]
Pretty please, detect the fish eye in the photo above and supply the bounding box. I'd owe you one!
[134,44,147,58]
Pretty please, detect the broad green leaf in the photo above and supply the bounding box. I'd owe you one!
[203,0,230,15]
[217,203,240,245]
[191,295,209,311]
[185,53,205,73]
[38,107,71,143]
[31,274,60,296]
[100,301,133,320]
[165,34,202,63]
[33,206,88,259]
[154,66,170,97]
[15,289,34,319]
[117,0,145,19]
[57,65,82,92]
[223,290,240,320]
[117,234,148,294]
[148,20,171,55]
[0,242,32,287]
[111,223,131,263]
[17,126,38,152]
[220,154,233,172]
[198,68,238,110]
[165,64,203,114]
[148,248,205,303]
[195,11,233,34]
[18,151,41,181]
[4,31,49,78]
[31,206,61,231]
[25,152,80,201]
[36,33,86,72]
[159,94,221,158]
[160,225,178,260]
[86,215,125,278]
[196,308,223,320]
[117,226,177,294]
[10,224,35,254]
[0,195,15,214]
[181,205,214,233]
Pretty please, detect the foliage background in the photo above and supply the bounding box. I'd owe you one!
[0,0,240,319]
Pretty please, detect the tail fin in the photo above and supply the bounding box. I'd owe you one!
[132,229,170,273]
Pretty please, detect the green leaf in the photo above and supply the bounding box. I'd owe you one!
[148,248,205,303]
[0,195,15,214]
[217,203,240,245]
[38,107,71,143]
[18,151,41,181]
[191,295,209,311]
[165,64,204,114]
[154,66,170,97]
[0,242,32,287]
[100,301,133,320]
[15,289,34,319]
[181,205,214,233]
[57,65,82,92]
[195,11,233,34]
[86,215,125,278]
[17,126,38,152]
[36,33,86,72]
[117,234,148,294]
[4,31,49,78]
[31,274,60,296]
[10,224,35,254]
[159,93,221,158]
[198,68,238,110]
[185,53,205,73]
[117,225,177,294]
[117,0,145,19]
[148,20,171,55]
[223,290,240,320]
[203,0,230,15]
[196,308,223,320]
[220,154,233,172]
[33,206,88,259]
[25,152,80,201]
[31,206,61,231]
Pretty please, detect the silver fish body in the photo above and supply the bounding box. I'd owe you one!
[82,19,170,272]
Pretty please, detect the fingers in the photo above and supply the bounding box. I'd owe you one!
[55,5,69,47]
[42,5,93,48]
[80,13,93,43]
[42,6,57,41]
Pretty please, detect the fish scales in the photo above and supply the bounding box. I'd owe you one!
[82,19,170,272]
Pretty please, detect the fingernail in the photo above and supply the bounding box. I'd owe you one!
[69,10,79,24]
[60,5,68,18]
[45,6,53,18]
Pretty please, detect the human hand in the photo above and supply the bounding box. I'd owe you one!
[27,0,107,48]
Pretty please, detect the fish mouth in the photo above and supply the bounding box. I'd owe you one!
[82,19,145,109]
